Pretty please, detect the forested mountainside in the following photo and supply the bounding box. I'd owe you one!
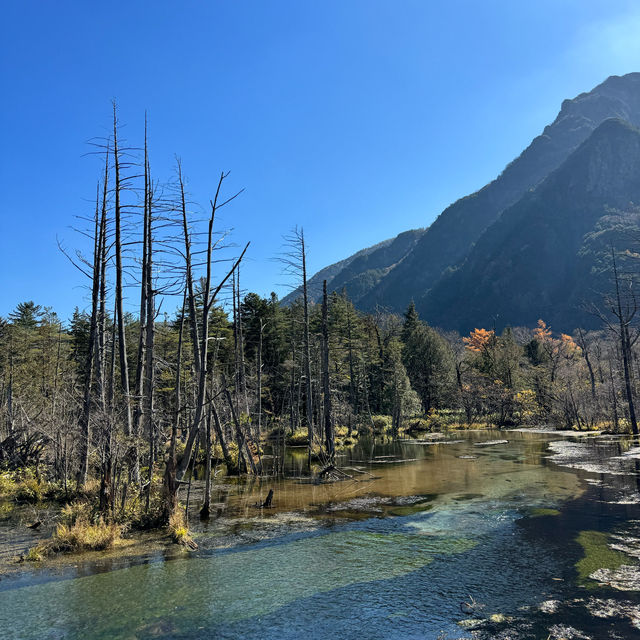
[424,118,640,332]
[297,72,640,331]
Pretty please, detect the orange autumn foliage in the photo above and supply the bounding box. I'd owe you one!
[535,319,580,357]
[534,319,552,342]
[463,328,495,352]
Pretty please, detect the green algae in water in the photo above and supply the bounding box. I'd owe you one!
[576,530,630,587]
[0,529,477,640]
[529,508,561,518]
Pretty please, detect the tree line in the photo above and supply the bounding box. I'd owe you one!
[1,108,639,528]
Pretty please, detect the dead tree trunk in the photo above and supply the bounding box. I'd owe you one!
[143,156,155,510]
[321,281,334,464]
[300,231,313,467]
[612,249,638,435]
[77,182,103,488]
[200,401,212,519]
[112,104,133,441]
[171,172,249,500]
[162,292,185,522]
[177,161,201,374]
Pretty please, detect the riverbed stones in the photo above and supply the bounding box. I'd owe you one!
[590,564,640,591]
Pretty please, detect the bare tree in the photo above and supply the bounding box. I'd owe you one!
[279,227,314,467]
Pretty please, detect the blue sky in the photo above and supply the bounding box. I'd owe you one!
[1,1,640,321]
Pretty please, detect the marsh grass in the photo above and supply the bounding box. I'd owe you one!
[25,499,123,560]
[168,509,197,549]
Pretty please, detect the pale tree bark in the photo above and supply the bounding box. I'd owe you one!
[166,171,248,516]
[112,103,133,440]
[321,280,334,464]
[77,182,102,488]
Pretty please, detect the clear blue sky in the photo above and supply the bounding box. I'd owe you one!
[1,1,640,321]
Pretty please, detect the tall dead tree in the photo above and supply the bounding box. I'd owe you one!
[166,171,248,516]
[95,147,109,414]
[177,161,201,375]
[143,147,155,509]
[321,280,334,464]
[280,227,313,467]
[77,183,103,488]
[112,104,133,441]
[162,292,185,520]
[611,248,638,435]
[132,119,151,487]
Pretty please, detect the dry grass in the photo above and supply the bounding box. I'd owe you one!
[25,500,122,560]
[168,509,197,549]
[49,519,122,553]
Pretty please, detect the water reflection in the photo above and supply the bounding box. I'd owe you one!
[2,430,639,640]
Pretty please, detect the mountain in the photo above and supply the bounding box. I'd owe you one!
[423,118,640,332]
[281,228,425,305]
[293,73,640,329]
[358,72,640,312]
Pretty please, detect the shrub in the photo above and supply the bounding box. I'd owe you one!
[286,428,309,446]
[168,509,196,549]
[370,415,392,434]
[24,546,45,562]
[0,472,17,498]
[27,516,122,560]
[212,441,239,466]
[334,425,350,438]
[60,500,93,525]
[405,417,431,434]
[50,519,122,552]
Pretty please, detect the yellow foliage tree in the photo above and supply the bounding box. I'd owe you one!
[463,328,495,352]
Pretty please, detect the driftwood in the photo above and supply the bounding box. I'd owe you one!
[317,465,353,482]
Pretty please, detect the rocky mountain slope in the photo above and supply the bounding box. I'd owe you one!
[291,73,640,331]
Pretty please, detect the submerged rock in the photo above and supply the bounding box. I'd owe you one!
[539,599,560,614]
[586,596,640,629]
[590,564,640,591]
[474,440,509,447]
[547,624,591,639]
[547,439,640,476]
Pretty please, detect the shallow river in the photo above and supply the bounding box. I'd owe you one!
[2,430,640,639]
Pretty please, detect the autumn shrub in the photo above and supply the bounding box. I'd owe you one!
[514,389,537,424]
[0,472,17,498]
[49,519,122,552]
[168,509,196,548]
[60,500,93,525]
[0,468,50,503]
[27,509,122,560]
[24,546,45,562]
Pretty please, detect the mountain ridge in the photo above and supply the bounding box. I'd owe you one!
[291,73,640,331]
[422,117,640,332]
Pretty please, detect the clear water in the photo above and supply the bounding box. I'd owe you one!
[2,430,640,639]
